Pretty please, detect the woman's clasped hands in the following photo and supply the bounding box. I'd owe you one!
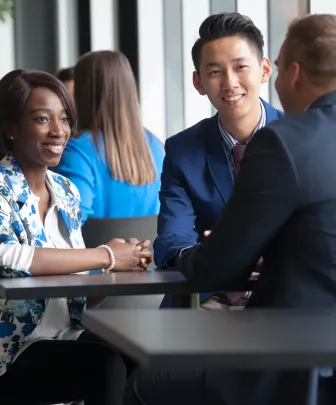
[106,238,152,271]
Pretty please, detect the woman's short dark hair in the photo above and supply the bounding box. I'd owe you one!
[192,12,264,72]
[0,69,76,155]
[57,67,75,82]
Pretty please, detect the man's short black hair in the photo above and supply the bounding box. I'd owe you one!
[56,67,74,82]
[192,12,264,72]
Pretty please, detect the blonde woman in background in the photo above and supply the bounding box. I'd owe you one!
[55,51,164,223]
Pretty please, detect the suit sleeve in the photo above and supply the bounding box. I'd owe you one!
[177,126,299,289]
[56,138,95,224]
[153,139,199,268]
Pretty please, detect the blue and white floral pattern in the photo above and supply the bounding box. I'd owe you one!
[0,153,86,376]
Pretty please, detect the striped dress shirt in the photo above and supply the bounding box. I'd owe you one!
[218,100,266,172]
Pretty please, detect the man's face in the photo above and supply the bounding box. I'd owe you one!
[193,36,271,121]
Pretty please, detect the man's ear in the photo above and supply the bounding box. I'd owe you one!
[193,71,206,95]
[288,61,301,89]
[261,57,272,84]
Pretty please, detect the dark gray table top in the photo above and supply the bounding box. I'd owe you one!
[0,269,257,300]
[83,309,336,369]
[0,269,196,299]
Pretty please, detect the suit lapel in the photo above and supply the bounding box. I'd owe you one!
[46,172,83,249]
[203,115,234,204]
[202,100,281,204]
[0,154,48,245]
[261,98,282,123]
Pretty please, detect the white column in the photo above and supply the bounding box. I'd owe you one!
[163,0,184,138]
[137,0,166,141]
[268,0,308,108]
[56,0,79,69]
[90,0,117,51]
[182,0,212,128]
[309,0,336,13]
[0,17,15,78]
[237,0,269,102]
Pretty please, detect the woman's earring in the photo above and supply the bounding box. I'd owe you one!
[9,136,14,140]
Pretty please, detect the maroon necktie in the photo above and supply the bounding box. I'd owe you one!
[231,144,246,176]
[200,143,249,310]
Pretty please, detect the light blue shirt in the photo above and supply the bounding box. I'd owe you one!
[55,130,164,223]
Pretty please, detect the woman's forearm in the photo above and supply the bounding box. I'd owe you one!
[30,247,110,275]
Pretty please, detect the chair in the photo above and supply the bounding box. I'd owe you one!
[82,216,163,309]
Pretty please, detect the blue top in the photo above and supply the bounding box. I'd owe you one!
[55,130,164,223]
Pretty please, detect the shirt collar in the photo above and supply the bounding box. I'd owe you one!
[46,178,59,209]
[0,153,60,209]
[29,178,58,210]
[218,100,266,152]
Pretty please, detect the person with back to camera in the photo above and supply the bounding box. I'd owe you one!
[0,69,151,405]
[125,13,336,405]
[55,51,165,224]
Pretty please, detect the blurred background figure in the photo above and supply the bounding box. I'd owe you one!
[56,67,74,98]
[55,51,164,223]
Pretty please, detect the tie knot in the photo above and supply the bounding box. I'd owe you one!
[232,144,246,164]
[231,144,246,177]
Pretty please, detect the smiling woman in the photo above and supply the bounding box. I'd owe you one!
[0,69,151,404]
[1,74,76,170]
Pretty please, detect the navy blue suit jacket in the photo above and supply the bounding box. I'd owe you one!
[154,99,282,303]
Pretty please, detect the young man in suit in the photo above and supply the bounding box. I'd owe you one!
[154,12,282,306]
[125,14,336,405]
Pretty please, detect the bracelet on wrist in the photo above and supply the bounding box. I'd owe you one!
[97,244,115,273]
